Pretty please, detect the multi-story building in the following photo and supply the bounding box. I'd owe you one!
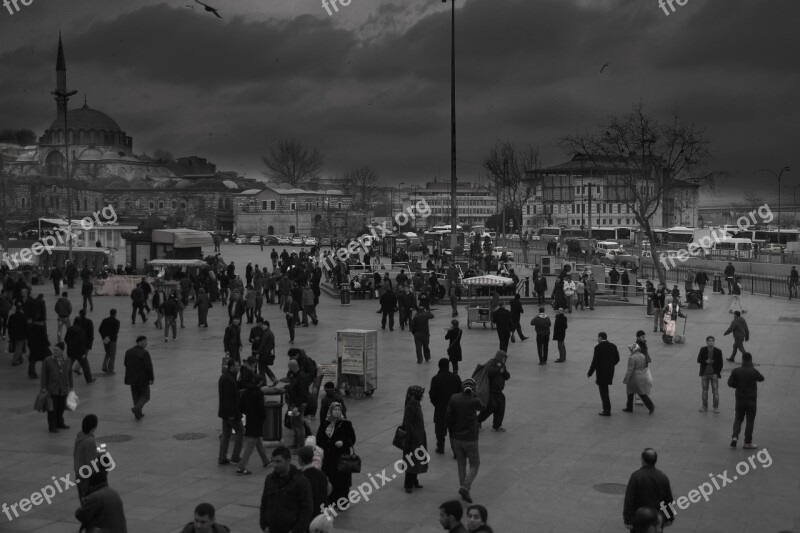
[400,181,496,229]
[528,153,699,231]
[233,186,358,236]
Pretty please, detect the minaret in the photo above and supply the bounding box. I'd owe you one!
[55,32,67,119]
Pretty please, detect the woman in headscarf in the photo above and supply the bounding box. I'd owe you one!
[193,288,210,327]
[401,385,429,493]
[622,342,655,414]
[316,402,356,504]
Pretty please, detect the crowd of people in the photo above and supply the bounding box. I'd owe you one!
[2,235,785,533]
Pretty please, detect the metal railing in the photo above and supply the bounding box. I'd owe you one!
[638,263,798,299]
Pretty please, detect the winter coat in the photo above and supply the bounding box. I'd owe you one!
[588,341,620,385]
[531,314,551,337]
[723,317,749,341]
[7,311,28,342]
[401,398,429,474]
[727,362,764,401]
[429,370,462,423]
[697,346,723,377]
[444,326,463,362]
[75,483,128,533]
[379,290,398,312]
[259,464,313,533]
[41,355,73,396]
[623,351,652,396]
[54,297,72,318]
[123,346,154,386]
[240,387,266,437]
[223,324,242,355]
[218,371,241,420]
[27,323,51,362]
[64,324,87,359]
[553,313,567,342]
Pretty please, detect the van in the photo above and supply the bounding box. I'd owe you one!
[596,241,622,255]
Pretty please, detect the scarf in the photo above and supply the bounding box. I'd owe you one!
[325,402,343,438]
[406,385,425,402]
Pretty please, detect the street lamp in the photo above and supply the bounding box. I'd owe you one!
[758,166,791,245]
[443,0,458,251]
[53,87,78,261]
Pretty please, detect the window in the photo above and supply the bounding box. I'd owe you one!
[262,201,268,210]
[148,201,154,210]
[171,200,177,209]
[290,202,296,211]
[526,205,531,215]
[268,226,274,235]
[158,201,164,210]
[135,201,140,209]
[181,202,187,209]
[337,203,342,210]
[289,225,295,233]
[270,200,276,210]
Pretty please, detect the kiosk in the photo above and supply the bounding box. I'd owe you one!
[336,329,377,399]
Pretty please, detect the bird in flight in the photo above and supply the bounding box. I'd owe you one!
[600,62,610,73]
[195,0,222,18]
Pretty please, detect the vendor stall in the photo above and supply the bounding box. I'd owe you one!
[462,274,515,329]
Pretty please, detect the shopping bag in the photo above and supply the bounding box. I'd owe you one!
[337,446,361,473]
[392,426,409,450]
[66,390,80,411]
[472,363,490,407]
[34,390,51,413]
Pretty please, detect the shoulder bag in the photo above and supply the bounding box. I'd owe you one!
[392,426,409,450]
[337,445,362,473]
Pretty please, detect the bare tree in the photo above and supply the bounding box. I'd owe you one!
[152,149,174,162]
[261,138,324,188]
[342,166,381,212]
[557,102,721,286]
[740,191,765,215]
[481,141,540,262]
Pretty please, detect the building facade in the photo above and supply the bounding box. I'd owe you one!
[399,181,496,229]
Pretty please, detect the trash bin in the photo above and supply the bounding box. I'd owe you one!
[340,283,351,305]
[713,275,722,293]
[646,297,654,317]
[263,389,284,442]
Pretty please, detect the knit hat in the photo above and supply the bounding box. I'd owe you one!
[462,378,476,392]
[407,385,425,401]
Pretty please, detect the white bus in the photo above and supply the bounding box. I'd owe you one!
[713,237,753,259]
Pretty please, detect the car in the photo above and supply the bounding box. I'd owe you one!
[277,235,291,245]
[760,244,783,254]
[530,234,541,241]
[249,235,262,245]
[291,236,304,246]
[304,236,318,246]
[262,235,279,245]
[320,237,332,246]
[492,247,515,262]
[235,236,248,245]
[604,250,639,267]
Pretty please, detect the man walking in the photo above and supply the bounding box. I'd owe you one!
[553,308,568,362]
[379,284,397,331]
[124,336,153,420]
[728,352,764,449]
[224,316,243,363]
[509,294,528,342]
[410,307,434,364]
[623,448,675,530]
[533,273,548,306]
[81,276,94,312]
[587,332,620,416]
[429,358,462,455]
[491,301,514,351]
[55,291,72,341]
[609,266,620,295]
[130,285,147,325]
[697,336,723,413]
[398,285,417,331]
[531,307,551,365]
[728,276,746,313]
[723,310,749,362]
[446,378,484,503]
[162,293,179,342]
[586,273,598,310]
[40,342,73,433]
[724,261,735,293]
[477,350,510,432]
[99,309,120,374]
[259,446,313,533]
[218,358,243,465]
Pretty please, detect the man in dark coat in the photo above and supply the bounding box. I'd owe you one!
[727,352,765,449]
[130,285,147,325]
[697,335,723,413]
[74,309,94,357]
[223,317,243,363]
[124,336,154,420]
[218,358,243,464]
[623,448,675,529]
[609,266,620,295]
[379,287,397,331]
[477,350,511,432]
[398,285,418,331]
[65,320,94,384]
[533,274,548,306]
[259,446,313,533]
[297,445,328,521]
[40,342,73,432]
[8,303,28,366]
[99,309,120,374]
[509,293,528,342]
[531,307,552,365]
[409,308,434,364]
[429,358,462,454]
[75,470,128,533]
[588,332,620,416]
[553,308,568,362]
[491,301,514,352]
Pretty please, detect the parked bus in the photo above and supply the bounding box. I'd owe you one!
[590,227,634,245]
[753,229,800,246]
[666,227,695,246]
[713,237,753,259]
[537,227,562,241]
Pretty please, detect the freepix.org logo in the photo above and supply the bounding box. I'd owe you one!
[2,205,118,270]
[660,203,773,271]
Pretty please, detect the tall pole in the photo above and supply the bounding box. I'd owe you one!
[447,0,458,251]
[784,184,800,226]
[502,160,507,239]
[53,87,78,261]
[587,182,593,240]
[0,154,7,254]
[759,167,790,245]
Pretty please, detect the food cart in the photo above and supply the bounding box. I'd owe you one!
[462,275,515,329]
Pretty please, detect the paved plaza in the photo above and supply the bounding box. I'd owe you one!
[1,244,798,533]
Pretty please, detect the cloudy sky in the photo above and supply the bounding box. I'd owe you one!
[1,0,798,203]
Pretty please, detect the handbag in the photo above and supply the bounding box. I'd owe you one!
[392,426,409,450]
[337,446,362,473]
[34,390,51,413]
[66,390,80,411]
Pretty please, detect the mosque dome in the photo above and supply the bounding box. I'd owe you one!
[49,104,122,132]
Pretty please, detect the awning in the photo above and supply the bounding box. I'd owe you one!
[461,275,515,286]
[48,247,111,255]
[147,259,207,267]
[39,218,69,226]
[151,229,214,248]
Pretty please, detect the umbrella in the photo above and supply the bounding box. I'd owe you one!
[461,275,514,286]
